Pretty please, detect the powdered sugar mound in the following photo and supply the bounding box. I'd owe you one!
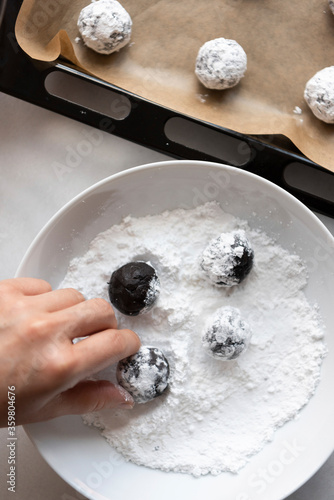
[77,0,132,55]
[304,66,334,123]
[60,202,327,476]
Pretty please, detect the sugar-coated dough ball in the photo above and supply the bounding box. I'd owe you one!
[77,0,132,55]
[202,306,252,361]
[304,66,334,124]
[117,346,170,403]
[329,0,334,15]
[201,229,254,287]
[195,38,247,90]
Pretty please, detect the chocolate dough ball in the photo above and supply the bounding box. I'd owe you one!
[202,306,252,360]
[117,346,170,403]
[195,38,247,90]
[201,229,254,287]
[108,261,160,316]
[77,0,132,55]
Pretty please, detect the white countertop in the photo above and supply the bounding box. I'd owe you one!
[0,92,333,500]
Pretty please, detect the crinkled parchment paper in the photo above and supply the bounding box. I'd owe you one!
[15,0,334,172]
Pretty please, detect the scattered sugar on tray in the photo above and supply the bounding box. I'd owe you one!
[60,202,327,476]
[293,106,302,115]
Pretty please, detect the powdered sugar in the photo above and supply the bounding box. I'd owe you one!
[60,202,327,476]
[142,268,160,312]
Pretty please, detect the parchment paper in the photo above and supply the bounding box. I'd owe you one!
[15,0,334,172]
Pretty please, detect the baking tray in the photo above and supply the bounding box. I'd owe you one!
[0,0,333,218]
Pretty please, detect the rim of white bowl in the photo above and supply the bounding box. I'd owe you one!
[16,160,334,278]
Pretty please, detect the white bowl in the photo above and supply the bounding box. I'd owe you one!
[17,160,334,500]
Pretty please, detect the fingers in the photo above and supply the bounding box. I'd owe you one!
[0,277,52,296]
[71,328,141,380]
[56,380,135,415]
[20,380,135,424]
[52,297,118,339]
[32,287,86,313]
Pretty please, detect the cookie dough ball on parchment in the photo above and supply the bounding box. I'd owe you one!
[304,66,334,124]
[195,37,247,90]
[329,1,334,15]
[77,0,132,55]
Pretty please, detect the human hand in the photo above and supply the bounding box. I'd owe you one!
[0,278,141,426]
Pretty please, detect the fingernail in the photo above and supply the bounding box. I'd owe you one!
[116,384,135,409]
[119,402,135,409]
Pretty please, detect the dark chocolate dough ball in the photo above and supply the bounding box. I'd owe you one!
[202,306,252,360]
[201,229,254,287]
[108,261,160,316]
[117,346,170,403]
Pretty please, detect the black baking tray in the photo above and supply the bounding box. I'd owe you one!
[1,0,333,218]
